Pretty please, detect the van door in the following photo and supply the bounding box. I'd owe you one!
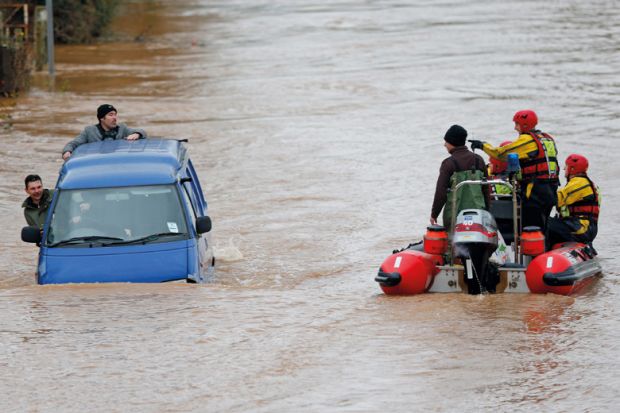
[186,159,207,214]
[181,166,213,276]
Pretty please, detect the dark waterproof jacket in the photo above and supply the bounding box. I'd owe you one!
[22,189,55,229]
[431,146,488,220]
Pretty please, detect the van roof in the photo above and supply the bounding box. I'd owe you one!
[58,139,188,189]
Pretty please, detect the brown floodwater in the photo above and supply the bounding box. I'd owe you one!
[1,1,619,411]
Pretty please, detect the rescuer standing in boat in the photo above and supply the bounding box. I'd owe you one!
[430,125,488,230]
[487,140,512,198]
[61,104,147,160]
[546,154,600,247]
[469,110,560,232]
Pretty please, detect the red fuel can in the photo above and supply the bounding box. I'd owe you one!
[521,226,545,256]
[424,225,448,255]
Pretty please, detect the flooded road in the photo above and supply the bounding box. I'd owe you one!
[1,1,619,411]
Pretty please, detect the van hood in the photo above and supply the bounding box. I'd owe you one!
[38,240,191,284]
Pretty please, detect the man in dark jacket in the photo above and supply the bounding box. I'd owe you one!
[22,174,54,229]
[61,104,147,160]
[430,125,488,227]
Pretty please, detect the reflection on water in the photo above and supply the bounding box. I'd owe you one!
[1,0,619,411]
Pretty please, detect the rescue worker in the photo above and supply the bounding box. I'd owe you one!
[431,124,488,230]
[547,154,600,247]
[22,174,55,229]
[62,104,147,160]
[469,110,560,232]
[488,141,512,197]
[486,141,516,251]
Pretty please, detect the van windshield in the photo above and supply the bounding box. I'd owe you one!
[46,185,188,247]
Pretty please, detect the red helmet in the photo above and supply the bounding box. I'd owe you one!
[565,154,589,175]
[489,141,512,174]
[513,110,538,131]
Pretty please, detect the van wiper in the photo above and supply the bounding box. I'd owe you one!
[48,235,124,247]
[102,232,184,246]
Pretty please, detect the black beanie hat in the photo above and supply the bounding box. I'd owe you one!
[444,124,467,146]
[97,104,117,120]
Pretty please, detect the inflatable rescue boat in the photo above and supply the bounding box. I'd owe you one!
[375,178,602,296]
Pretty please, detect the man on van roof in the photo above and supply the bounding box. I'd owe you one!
[61,104,147,160]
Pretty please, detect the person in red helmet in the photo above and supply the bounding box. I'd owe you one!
[469,109,560,233]
[487,141,512,197]
[547,154,600,247]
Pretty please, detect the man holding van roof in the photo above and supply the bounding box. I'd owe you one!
[22,174,54,229]
[61,104,147,160]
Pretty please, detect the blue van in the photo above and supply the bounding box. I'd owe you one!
[21,139,214,284]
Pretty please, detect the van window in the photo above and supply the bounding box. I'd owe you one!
[187,160,207,214]
[182,186,198,224]
[46,185,188,246]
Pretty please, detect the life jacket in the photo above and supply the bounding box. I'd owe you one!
[564,176,600,222]
[519,131,559,183]
[443,156,487,230]
[488,172,511,196]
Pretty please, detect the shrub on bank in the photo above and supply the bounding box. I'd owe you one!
[0,40,31,96]
[0,0,121,95]
[54,0,121,44]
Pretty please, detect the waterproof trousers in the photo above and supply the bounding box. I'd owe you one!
[547,217,597,248]
[521,180,558,232]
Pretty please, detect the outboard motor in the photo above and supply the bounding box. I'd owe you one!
[452,209,499,294]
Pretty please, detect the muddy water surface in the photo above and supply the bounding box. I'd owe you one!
[1,1,619,411]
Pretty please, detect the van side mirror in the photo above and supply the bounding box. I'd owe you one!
[196,216,212,234]
[22,226,42,244]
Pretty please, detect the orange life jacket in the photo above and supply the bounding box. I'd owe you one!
[519,131,559,183]
[568,176,600,222]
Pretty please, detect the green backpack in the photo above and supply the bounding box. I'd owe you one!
[442,157,487,230]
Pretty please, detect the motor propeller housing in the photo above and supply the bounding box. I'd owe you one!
[453,209,499,294]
